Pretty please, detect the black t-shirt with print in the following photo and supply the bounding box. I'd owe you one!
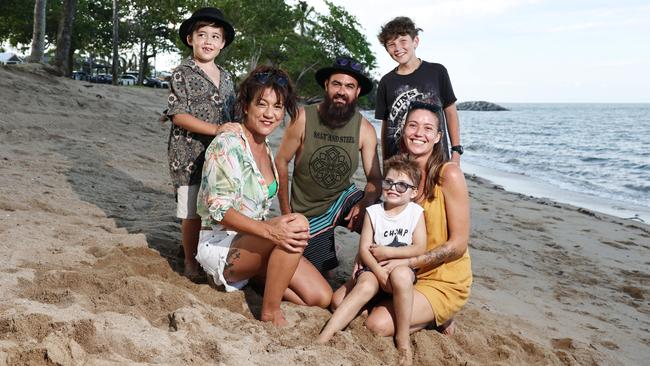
[375,61,457,160]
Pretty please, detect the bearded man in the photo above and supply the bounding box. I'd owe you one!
[276,56,382,274]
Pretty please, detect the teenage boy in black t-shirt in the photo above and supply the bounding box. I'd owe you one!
[375,16,463,163]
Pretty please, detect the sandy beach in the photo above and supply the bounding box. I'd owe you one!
[1,64,648,365]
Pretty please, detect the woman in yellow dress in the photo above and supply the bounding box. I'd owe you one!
[331,100,472,364]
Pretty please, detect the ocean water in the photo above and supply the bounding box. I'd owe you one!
[364,104,650,221]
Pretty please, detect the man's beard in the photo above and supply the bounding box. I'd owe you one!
[318,93,357,129]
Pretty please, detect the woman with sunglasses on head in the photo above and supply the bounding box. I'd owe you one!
[318,154,426,365]
[195,65,332,326]
[326,101,472,364]
[363,101,472,351]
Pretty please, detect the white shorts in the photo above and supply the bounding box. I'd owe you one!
[176,185,200,219]
[195,229,248,292]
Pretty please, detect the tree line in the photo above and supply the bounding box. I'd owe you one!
[0,0,378,103]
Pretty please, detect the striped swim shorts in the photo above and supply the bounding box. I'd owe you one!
[302,184,364,273]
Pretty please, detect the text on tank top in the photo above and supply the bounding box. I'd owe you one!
[290,104,362,217]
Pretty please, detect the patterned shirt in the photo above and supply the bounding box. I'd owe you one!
[197,126,278,228]
[166,57,236,188]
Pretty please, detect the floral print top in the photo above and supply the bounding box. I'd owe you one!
[166,57,236,188]
[197,125,278,229]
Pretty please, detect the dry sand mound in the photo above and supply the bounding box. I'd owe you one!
[1,64,648,365]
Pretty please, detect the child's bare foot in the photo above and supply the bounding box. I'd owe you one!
[397,346,413,366]
[436,318,455,336]
[260,310,288,327]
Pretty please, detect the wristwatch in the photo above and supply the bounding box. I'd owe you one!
[451,145,464,155]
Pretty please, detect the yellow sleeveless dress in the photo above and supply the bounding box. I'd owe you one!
[414,164,473,325]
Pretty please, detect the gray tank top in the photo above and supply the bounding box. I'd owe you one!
[291,104,362,217]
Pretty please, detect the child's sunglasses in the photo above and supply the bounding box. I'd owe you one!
[382,179,416,193]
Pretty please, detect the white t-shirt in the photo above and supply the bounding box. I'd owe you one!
[366,202,424,247]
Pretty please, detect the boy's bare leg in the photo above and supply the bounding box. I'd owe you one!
[317,271,379,343]
[390,266,415,366]
[182,218,201,277]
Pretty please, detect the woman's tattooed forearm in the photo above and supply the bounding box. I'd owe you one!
[419,245,455,269]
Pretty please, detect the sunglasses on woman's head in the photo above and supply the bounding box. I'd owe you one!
[253,72,289,87]
[408,100,441,114]
[335,57,363,71]
[382,179,416,193]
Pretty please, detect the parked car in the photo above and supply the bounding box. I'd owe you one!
[158,71,172,79]
[143,77,169,89]
[119,74,137,86]
[71,71,88,81]
[89,74,112,84]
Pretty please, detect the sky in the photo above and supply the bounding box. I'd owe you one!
[296,0,650,103]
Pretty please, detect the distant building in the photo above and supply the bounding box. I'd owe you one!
[0,52,24,65]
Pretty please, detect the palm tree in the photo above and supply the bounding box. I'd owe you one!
[53,0,78,76]
[27,0,47,63]
[111,0,119,85]
[296,1,315,37]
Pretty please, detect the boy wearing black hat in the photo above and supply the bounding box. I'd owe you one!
[165,7,236,280]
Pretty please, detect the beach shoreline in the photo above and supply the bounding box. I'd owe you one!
[1,65,648,365]
[462,161,650,223]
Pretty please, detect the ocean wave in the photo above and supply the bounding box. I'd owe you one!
[580,156,609,162]
[466,144,531,158]
[623,183,650,193]
[620,162,650,170]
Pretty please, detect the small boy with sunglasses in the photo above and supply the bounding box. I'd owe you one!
[163,7,237,281]
[318,154,426,361]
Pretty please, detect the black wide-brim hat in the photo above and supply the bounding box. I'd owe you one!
[315,56,373,96]
[179,7,235,49]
